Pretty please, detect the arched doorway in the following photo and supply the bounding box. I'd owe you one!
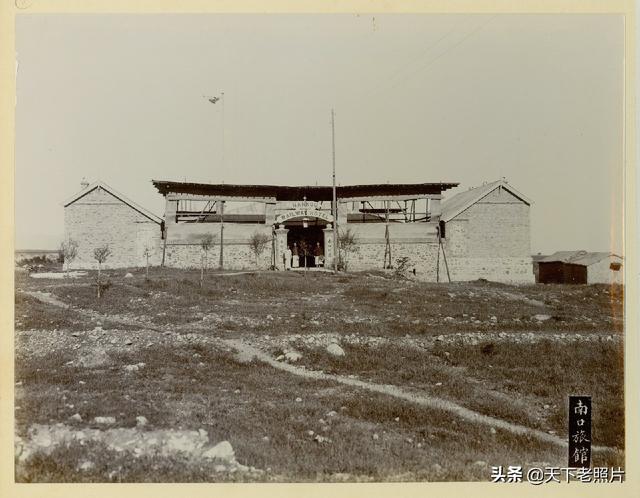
[286,219,326,268]
[273,208,335,271]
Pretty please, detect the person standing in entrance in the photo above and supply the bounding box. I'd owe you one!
[314,242,324,267]
[291,243,299,268]
[284,245,292,270]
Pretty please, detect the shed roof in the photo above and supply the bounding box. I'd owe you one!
[63,181,163,224]
[151,180,458,201]
[440,179,531,222]
[539,251,622,266]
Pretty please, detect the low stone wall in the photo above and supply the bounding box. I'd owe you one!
[346,241,439,281]
[163,242,272,270]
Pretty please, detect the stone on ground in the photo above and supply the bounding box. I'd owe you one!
[94,416,116,425]
[284,351,302,362]
[326,343,345,357]
[202,440,235,462]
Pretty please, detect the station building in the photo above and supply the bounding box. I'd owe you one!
[63,178,535,283]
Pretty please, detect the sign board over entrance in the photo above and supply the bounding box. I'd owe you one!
[282,200,321,210]
[275,209,334,224]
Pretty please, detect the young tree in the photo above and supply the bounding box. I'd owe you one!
[93,244,112,298]
[200,233,215,287]
[337,228,358,272]
[248,232,271,268]
[59,239,79,278]
[93,244,112,279]
[142,244,153,279]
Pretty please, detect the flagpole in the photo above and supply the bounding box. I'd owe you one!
[331,109,338,272]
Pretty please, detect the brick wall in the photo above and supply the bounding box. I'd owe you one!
[443,187,534,283]
[64,187,162,270]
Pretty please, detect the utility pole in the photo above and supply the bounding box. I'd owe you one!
[331,109,338,272]
[205,92,225,269]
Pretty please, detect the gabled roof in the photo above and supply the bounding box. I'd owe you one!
[539,251,622,266]
[440,179,532,222]
[63,180,163,224]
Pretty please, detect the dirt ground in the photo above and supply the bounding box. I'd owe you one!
[13,267,625,482]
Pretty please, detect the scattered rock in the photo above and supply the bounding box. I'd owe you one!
[490,427,497,435]
[77,349,109,368]
[124,273,134,279]
[326,410,337,417]
[533,314,552,322]
[94,416,116,425]
[314,435,330,443]
[124,363,145,373]
[473,460,487,467]
[284,351,302,363]
[431,463,443,473]
[202,441,235,462]
[372,433,379,440]
[295,397,302,403]
[136,416,148,427]
[326,343,345,357]
[78,460,95,471]
[69,413,82,422]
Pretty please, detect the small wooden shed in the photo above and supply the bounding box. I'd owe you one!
[537,251,623,285]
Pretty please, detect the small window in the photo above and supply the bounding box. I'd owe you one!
[610,262,622,271]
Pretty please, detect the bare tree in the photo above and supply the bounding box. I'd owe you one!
[59,239,78,278]
[337,228,359,271]
[93,244,112,298]
[248,232,271,268]
[200,233,216,287]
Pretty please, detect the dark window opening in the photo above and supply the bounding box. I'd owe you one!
[610,262,622,271]
[439,220,446,239]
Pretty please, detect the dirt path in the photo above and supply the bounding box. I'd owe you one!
[222,338,616,454]
[20,290,618,455]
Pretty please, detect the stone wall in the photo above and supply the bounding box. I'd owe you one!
[163,222,273,270]
[64,187,162,270]
[443,187,534,283]
[339,222,439,279]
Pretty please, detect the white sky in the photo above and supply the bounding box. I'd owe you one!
[15,14,624,254]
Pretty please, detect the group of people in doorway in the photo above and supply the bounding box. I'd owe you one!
[284,242,324,269]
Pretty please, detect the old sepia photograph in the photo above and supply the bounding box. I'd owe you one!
[11,10,629,485]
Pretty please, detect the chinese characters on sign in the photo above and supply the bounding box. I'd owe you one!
[568,396,592,469]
